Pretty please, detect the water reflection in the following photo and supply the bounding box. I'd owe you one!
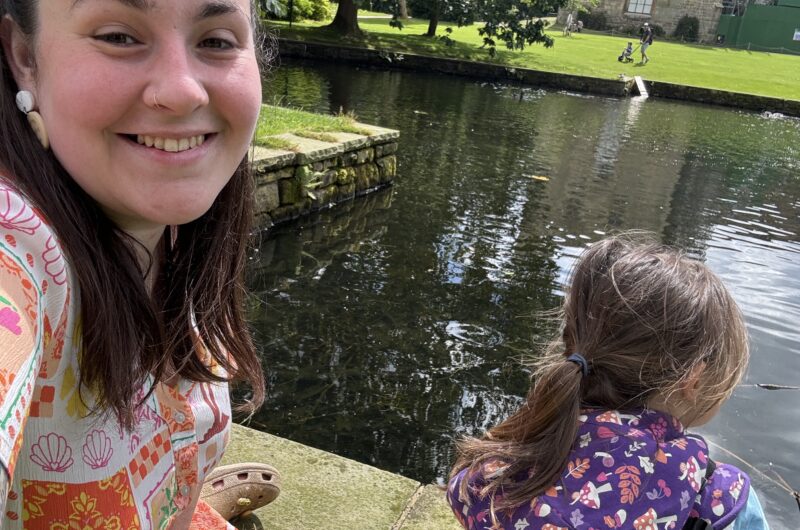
[250,62,799,528]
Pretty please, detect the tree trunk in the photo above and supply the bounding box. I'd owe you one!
[426,0,439,37]
[398,0,409,19]
[327,0,361,36]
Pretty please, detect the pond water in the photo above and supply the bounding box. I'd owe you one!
[245,61,800,528]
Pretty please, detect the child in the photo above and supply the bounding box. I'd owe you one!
[447,236,770,529]
[619,42,635,63]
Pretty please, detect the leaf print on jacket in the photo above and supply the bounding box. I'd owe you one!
[447,409,754,530]
[566,458,590,479]
[615,465,642,504]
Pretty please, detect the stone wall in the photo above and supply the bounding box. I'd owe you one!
[558,0,722,42]
[252,124,399,227]
[278,39,800,117]
[647,80,800,115]
[278,40,632,97]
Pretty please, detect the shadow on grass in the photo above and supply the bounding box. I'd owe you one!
[268,24,514,65]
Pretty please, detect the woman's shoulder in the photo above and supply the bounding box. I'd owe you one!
[0,178,71,310]
[0,178,69,276]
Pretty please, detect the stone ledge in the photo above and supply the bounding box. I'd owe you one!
[272,133,344,165]
[252,124,401,167]
[252,145,297,172]
[224,424,461,530]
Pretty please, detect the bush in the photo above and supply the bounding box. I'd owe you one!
[577,10,608,31]
[650,23,665,38]
[673,15,699,41]
[271,0,331,21]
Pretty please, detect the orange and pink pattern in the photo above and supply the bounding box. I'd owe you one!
[0,181,235,529]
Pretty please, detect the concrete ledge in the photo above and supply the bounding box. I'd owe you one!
[277,38,800,117]
[225,424,461,530]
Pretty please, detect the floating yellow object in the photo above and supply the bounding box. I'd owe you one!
[526,175,550,182]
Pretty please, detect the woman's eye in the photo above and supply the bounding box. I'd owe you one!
[94,33,139,46]
[201,37,235,50]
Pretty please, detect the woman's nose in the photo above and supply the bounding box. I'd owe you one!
[145,44,209,114]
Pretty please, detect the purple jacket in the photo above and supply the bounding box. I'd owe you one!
[448,409,749,529]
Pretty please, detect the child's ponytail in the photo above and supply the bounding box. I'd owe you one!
[453,351,586,509]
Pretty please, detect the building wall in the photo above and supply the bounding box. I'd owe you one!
[558,0,723,42]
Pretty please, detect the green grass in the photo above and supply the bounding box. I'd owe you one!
[255,105,373,149]
[356,9,393,18]
[266,18,800,101]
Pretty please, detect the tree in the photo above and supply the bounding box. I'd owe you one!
[477,0,567,56]
[328,0,362,36]
[398,0,409,19]
[420,0,478,37]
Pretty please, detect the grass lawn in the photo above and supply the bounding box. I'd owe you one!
[266,17,800,101]
[255,104,373,150]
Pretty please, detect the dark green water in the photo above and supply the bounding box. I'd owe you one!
[246,61,800,528]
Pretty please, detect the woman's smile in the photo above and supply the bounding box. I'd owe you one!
[133,133,207,153]
[21,0,262,232]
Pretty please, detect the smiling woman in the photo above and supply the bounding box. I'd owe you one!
[0,0,278,528]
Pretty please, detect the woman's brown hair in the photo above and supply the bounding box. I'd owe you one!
[450,234,749,510]
[0,0,268,428]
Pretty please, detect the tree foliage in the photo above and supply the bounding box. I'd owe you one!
[560,0,599,16]
[477,0,567,56]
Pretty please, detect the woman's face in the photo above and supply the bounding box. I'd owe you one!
[18,0,261,236]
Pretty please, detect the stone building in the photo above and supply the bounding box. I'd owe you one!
[558,0,723,42]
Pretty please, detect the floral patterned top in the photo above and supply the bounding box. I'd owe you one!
[448,409,751,530]
[0,181,234,529]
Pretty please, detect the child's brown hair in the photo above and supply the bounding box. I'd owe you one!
[451,234,749,509]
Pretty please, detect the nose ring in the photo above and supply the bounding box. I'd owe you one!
[152,91,163,109]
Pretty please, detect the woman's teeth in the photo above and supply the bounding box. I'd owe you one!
[136,134,206,152]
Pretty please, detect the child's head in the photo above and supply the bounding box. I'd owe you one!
[557,234,749,426]
[627,41,633,46]
[452,235,749,509]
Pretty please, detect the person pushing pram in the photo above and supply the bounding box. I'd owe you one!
[618,41,638,63]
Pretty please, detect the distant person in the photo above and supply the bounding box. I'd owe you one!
[641,22,654,63]
[446,235,771,530]
[618,41,635,63]
[564,12,573,36]
[576,20,584,32]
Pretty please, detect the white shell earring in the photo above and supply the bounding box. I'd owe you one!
[15,90,49,149]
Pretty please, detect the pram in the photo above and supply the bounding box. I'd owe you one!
[618,42,638,63]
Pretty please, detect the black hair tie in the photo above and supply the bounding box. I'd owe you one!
[567,353,590,377]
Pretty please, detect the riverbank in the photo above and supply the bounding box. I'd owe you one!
[268,19,800,100]
[274,38,800,116]
[225,424,459,530]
